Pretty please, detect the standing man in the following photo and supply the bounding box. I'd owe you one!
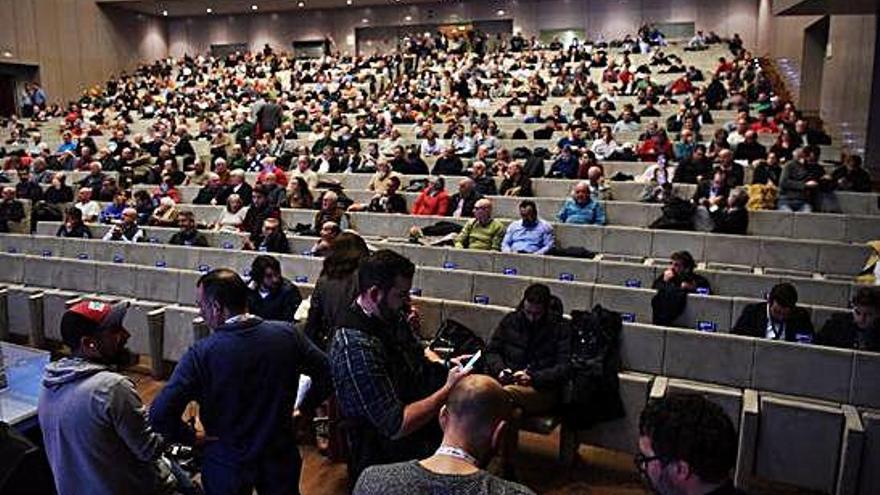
[150,269,332,495]
[39,301,175,495]
[330,250,470,482]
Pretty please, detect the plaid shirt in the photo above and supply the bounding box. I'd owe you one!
[329,305,441,439]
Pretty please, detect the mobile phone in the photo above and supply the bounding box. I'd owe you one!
[462,350,482,373]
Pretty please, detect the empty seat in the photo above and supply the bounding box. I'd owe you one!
[674,293,734,331]
[753,394,843,493]
[662,377,744,430]
[620,323,665,375]
[601,226,653,257]
[417,268,475,302]
[162,305,201,362]
[592,285,655,324]
[491,252,546,278]
[849,351,880,409]
[758,238,820,273]
[442,300,508,343]
[472,272,533,308]
[860,411,880,495]
[752,339,854,403]
[41,289,80,343]
[596,261,656,288]
[650,230,706,260]
[135,266,181,303]
[663,328,754,387]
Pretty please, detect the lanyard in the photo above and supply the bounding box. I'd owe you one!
[435,445,478,466]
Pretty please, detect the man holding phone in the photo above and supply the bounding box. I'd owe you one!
[484,284,570,477]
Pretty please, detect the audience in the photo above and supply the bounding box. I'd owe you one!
[501,200,555,254]
[485,283,569,477]
[0,186,25,233]
[816,286,880,352]
[102,208,144,243]
[732,283,814,342]
[56,206,92,238]
[168,211,208,247]
[557,181,607,225]
[151,269,332,495]
[455,198,506,251]
[246,254,302,322]
[413,177,450,216]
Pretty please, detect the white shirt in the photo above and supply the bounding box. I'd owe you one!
[75,200,101,222]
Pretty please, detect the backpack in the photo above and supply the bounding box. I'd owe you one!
[649,197,696,231]
[565,305,625,428]
[430,319,485,361]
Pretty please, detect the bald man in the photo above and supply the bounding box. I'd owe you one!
[354,375,535,495]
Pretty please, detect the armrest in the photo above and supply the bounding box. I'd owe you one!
[735,389,759,490]
[835,405,865,495]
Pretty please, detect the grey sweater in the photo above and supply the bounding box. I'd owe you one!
[38,357,172,495]
[354,460,535,495]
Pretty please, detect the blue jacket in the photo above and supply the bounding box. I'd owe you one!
[150,317,331,466]
[557,198,606,225]
[549,155,579,179]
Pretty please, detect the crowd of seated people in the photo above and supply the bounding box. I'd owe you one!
[0,24,876,495]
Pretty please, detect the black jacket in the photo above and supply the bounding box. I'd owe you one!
[712,207,749,235]
[673,157,713,184]
[431,156,464,176]
[446,192,482,217]
[247,279,302,323]
[169,229,208,247]
[815,312,880,352]
[250,231,290,254]
[485,310,570,391]
[218,182,253,206]
[651,273,711,326]
[193,185,224,205]
[731,302,814,342]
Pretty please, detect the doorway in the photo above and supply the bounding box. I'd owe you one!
[800,16,830,113]
[0,75,15,117]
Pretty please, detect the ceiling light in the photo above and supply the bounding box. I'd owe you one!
[361,18,368,23]
[297,1,304,7]
[2,51,12,58]
[161,9,168,16]
[405,15,412,21]
[497,9,505,16]
[346,0,352,4]
[251,4,258,10]
[206,7,213,14]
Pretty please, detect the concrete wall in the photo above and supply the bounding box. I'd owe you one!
[167,0,762,57]
[0,1,167,104]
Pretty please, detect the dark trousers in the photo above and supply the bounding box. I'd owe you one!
[201,448,302,495]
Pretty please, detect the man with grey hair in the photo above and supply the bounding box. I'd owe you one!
[557,181,606,225]
[455,198,506,251]
[0,187,25,233]
[448,177,483,218]
[74,187,101,223]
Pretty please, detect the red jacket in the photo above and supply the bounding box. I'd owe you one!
[412,187,449,216]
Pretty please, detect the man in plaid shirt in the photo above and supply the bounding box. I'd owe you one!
[330,250,470,483]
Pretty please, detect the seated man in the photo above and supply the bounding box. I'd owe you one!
[651,251,711,326]
[192,173,225,205]
[102,208,145,243]
[246,254,302,322]
[447,178,482,218]
[100,191,128,224]
[710,188,749,235]
[330,250,470,482]
[74,187,101,223]
[0,186,26,233]
[56,206,93,239]
[243,184,281,238]
[168,211,208,247]
[313,190,350,231]
[557,181,606,225]
[777,146,823,212]
[672,144,713,184]
[691,170,730,232]
[831,154,873,193]
[244,217,291,254]
[501,200,555,254]
[816,286,880,352]
[354,375,535,495]
[732,283,814,342]
[470,161,498,196]
[39,300,176,495]
[432,147,465,176]
[637,394,745,495]
[454,198,506,251]
[548,145,579,179]
[364,176,408,214]
[485,284,569,475]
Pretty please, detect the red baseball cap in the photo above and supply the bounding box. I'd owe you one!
[67,300,129,332]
